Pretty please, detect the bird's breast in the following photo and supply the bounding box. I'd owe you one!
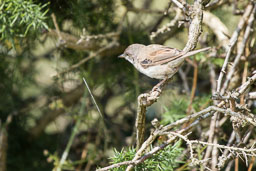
[135,63,178,80]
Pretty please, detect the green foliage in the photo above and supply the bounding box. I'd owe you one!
[161,97,188,125]
[161,95,211,125]
[195,52,208,62]
[0,53,35,119]
[192,95,211,112]
[211,58,224,67]
[110,147,136,170]
[109,140,184,171]
[0,0,49,40]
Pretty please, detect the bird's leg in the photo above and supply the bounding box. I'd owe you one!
[152,77,169,92]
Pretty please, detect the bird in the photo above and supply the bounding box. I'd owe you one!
[119,44,210,81]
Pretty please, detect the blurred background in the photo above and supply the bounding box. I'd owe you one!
[0,0,255,170]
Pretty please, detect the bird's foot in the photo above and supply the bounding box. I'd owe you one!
[151,86,162,93]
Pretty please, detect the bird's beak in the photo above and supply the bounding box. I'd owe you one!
[118,54,125,58]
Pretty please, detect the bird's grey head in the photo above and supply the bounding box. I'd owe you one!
[119,44,145,64]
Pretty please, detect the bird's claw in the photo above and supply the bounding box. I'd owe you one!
[151,86,162,93]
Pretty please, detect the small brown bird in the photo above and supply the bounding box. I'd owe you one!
[119,44,210,80]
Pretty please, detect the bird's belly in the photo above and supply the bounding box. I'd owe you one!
[136,64,178,80]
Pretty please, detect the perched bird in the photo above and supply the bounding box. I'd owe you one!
[119,44,210,80]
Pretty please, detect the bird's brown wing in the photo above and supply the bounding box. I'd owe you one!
[139,45,185,68]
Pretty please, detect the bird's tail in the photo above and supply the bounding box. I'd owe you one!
[181,47,211,59]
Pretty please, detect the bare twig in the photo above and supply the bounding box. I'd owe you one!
[171,0,187,12]
[83,78,103,117]
[55,41,118,77]
[183,0,204,52]
[186,59,198,115]
[216,3,254,94]
[221,6,256,94]
[51,13,64,45]
[150,8,182,40]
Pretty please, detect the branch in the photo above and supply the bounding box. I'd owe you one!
[221,6,256,94]
[135,0,207,152]
[55,41,119,77]
[216,3,254,94]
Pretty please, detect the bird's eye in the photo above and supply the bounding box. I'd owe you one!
[128,56,133,61]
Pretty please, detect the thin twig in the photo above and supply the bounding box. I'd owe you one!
[83,77,103,117]
[221,6,256,94]
[216,3,254,94]
[186,58,198,115]
[55,41,118,77]
[51,13,64,43]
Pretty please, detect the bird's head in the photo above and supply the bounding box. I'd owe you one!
[118,44,145,64]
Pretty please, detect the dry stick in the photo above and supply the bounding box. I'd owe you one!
[168,132,256,158]
[183,0,203,52]
[208,62,219,167]
[97,105,256,171]
[217,74,256,169]
[150,8,182,40]
[204,111,218,160]
[205,72,256,164]
[77,32,119,44]
[241,62,249,103]
[214,73,256,101]
[83,78,103,117]
[235,46,249,171]
[130,0,204,170]
[225,160,235,171]
[135,78,170,150]
[135,95,147,150]
[248,157,255,171]
[248,92,256,99]
[216,3,254,94]
[98,107,215,171]
[230,96,240,171]
[204,3,254,165]
[56,78,108,171]
[132,0,205,169]
[83,77,110,151]
[129,108,216,171]
[212,129,219,170]
[135,0,205,151]
[235,154,239,171]
[220,125,255,170]
[186,59,198,115]
[171,0,187,12]
[217,131,236,169]
[51,13,64,43]
[134,105,253,171]
[221,6,256,95]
